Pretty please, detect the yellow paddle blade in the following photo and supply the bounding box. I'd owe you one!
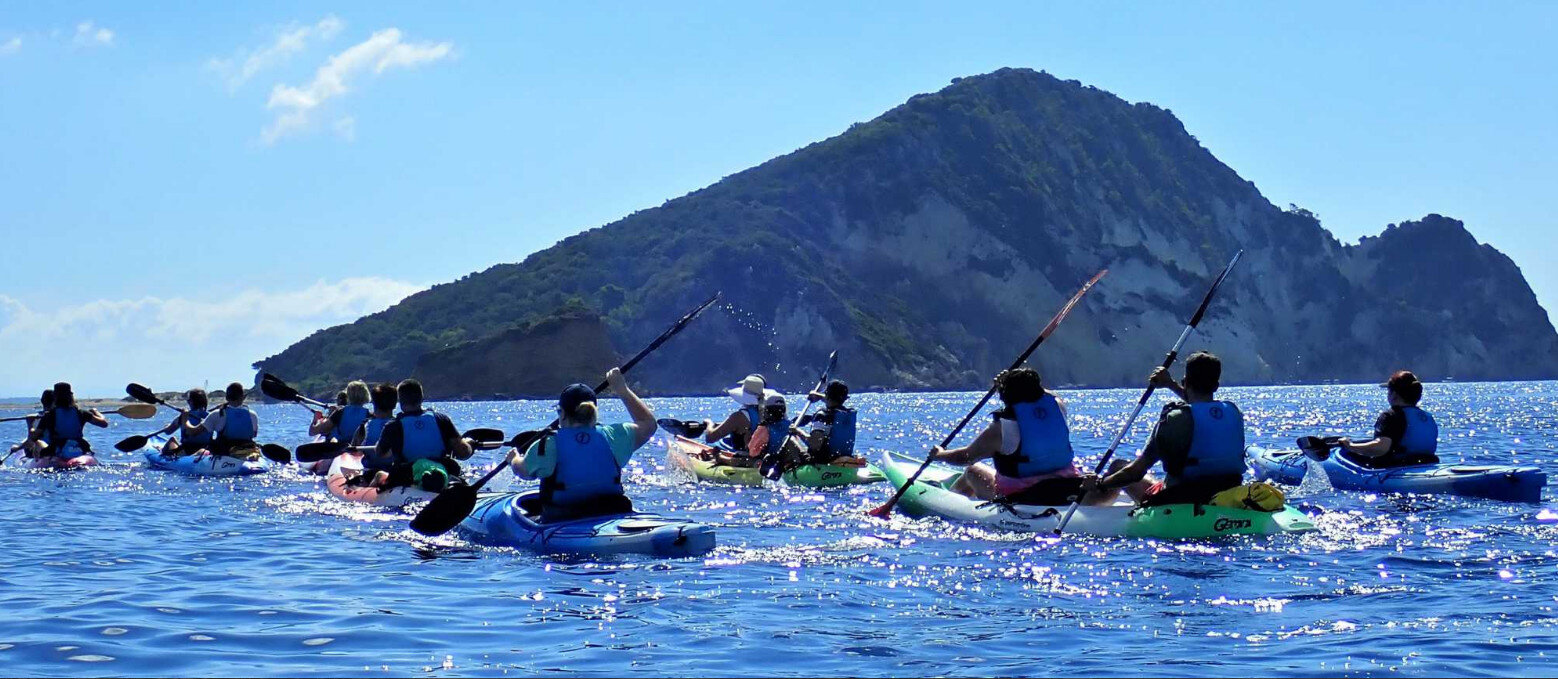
[113,403,159,419]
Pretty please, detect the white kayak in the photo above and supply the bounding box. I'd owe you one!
[142,434,267,477]
[324,452,437,507]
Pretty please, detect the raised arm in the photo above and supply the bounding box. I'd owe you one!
[607,368,657,448]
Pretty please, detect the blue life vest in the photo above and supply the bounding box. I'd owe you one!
[756,417,794,458]
[48,407,85,446]
[397,412,446,462]
[332,405,370,443]
[1394,406,1439,456]
[994,394,1074,478]
[360,416,390,447]
[218,407,258,443]
[1166,401,1246,485]
[822,407,856,457]
[182,408,212,447]
[540,425,625,509]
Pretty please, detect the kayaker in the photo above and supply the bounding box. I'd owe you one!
[1336,370,1440,468]
[374,379,473,492]
[199,383,261,458]
[338,383,401,491]
[509,368,658,521]
[1084,352,1248,506]
[701,374,768,452]
[155,388,215,456]
[926,368,1114,505]
[794,380,861,464]
[311,380,371,443]
[28,383,108,458]
[12,389,54,456]
[746,392,801,466]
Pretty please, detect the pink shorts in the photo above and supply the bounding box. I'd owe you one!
[994,465,1081,496]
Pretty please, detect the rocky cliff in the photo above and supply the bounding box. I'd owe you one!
[253,68,1558,395]
[409,310,619,400]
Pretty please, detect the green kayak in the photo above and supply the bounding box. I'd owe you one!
[666,436,884,487]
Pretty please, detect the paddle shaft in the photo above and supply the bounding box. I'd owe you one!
[767,351,839,477]
[872,270,1107,517]
[1052,251,1242,535]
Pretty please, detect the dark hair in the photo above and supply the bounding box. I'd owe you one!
[371,383,398,412]
[996,367,1044,405]
[397,379,424,404]
[1387,370,1423,405]
[825,380,850,403]
[186,388,209,410]
[335,391,348,406]
[225,382,245,402]
[761,401,788,425]
[40,389,55,409]
[1183,352,1222,394]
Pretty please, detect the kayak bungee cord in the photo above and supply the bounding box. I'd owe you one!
[1048,250,1242,535]
[869,269,1108,518]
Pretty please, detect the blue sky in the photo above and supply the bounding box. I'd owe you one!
[2,2,1555,396]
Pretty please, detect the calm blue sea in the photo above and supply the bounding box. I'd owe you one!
[2,382,1556,677]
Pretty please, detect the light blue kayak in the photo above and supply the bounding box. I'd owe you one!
[1247,446,1545,503]
[458,491,716,558]
[142,434,267,477]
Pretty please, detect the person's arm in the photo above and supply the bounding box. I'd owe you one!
[374,420,401,462]
[1148,367,1187,400]
[1098,451,1158,488]
[308,410,337,437]
[200,410,224,434]
[157,415,181,436]
[1341,411,1398,457]
[509,435,553,480]
[438,414,473,460]
[86,408,109,428]
[930,420,1002,465]
[703,411,745,445]
[606,368,657,448]
[1096,407,1182,489]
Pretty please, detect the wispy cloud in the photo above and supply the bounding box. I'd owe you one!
[262,27,452,144]
[208,15,343,91]
[73,21,113,47]
[0,278,425,395]
[0,36,21,56]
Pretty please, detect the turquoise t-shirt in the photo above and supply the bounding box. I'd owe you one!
[516,423,641,480]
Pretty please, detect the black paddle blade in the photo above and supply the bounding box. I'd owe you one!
[507,429,546,451]
[126,383,161,405]
[115,434,151,453]
[1296,436,1334,461]
[656,418,707,438]
[409,484,478,536]
[261,444,292,464]
[295,440,348,463]
[463,428,505,444]
[258,373,300,402]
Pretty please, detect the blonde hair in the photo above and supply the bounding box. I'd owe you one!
[345,380,371,406]
[565,401,599,427]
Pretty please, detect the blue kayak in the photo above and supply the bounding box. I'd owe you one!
[142,435,267,477]
[1247,446,1545,503]
[458,491,716,558]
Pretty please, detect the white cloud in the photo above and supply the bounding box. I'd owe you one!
[0,36,21,56]
[208,15,343,91]
[0,278,425,396]
[73,21,113,47]
[262,27,452,144]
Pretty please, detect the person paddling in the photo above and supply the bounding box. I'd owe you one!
[374,379,472,492]
[12,389,55,456]
[745,392,802,466]
[198,383,261,458]
[1083,352,1247,505]
[154,389,215,457]
[311,380,371,443]
[701,374,769,452]
[794,380,863,465]
[1335,370,1439,468]
[928,368,1116,505]
[28,383,109,459]
[509,368,658,521]
[335,383,401,490]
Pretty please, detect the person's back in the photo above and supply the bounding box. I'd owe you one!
[1340,370,1440,468]
[799,380,859,463]
[208,383,259,457]
[375,379,471,491]
[35,383,106,458]
[513,369,657,521]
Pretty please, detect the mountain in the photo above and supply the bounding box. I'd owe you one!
[253,68,1558,397]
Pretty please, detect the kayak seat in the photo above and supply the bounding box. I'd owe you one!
[1343,451,1441,469]
[522,494,636,523]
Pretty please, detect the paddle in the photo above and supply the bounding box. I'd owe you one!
[409,292,722,537]
[657,418,709,438]
[297,428,508,463]
[102,404,158,419]
[870,270,1108,518]
[761,350,839,480]
[1297,435,1343,461]
[258,374,329,412]
[259,444,292,464]
[1049,251,1243,535]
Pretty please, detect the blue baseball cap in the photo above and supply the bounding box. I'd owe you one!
[559,383,597,415]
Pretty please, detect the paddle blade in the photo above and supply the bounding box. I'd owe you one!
[656,418,707,438]
[295,440,348,463]
[463,428,505,444]
[258,373,300,403]
[866,502,893,518]
[113,404,159,419]
[409,484,479,536]
[114,434,150,453]
[1296,436,1334,461]
[507,429,546,451]
[126,383,161,405]
[261,444,292,464]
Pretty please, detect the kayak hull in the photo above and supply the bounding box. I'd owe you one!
[142,435,267,477]
[324,453,435,507]
[458,491,716,558]
[1247,446,1546,503]
[879,455,1315,538]
[666,436,883,487]
[19,453,99,470]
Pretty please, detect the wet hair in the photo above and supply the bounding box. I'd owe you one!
[225,382,245,403]
[186,388,209,411]
[996,367,1044,405]
[397,379,424,405]
[825,380,850,404]
[345,381,370,407]
[371,383,398,412]
[1183,352,1222,394]
[1387,370,1423,405]
[40,389,55,410]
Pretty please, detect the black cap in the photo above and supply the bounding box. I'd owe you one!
[53,382,72,394]
[559,383,597,415]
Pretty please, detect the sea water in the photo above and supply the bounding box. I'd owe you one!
[1,382,1556,677]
